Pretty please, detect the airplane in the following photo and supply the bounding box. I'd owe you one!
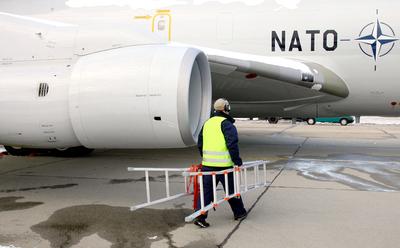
[0,0,399,156]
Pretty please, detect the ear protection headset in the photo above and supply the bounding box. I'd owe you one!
[222,98,231,113]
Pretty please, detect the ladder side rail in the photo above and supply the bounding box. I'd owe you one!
[131,192,190,211]
[128,168,188,172]
[186,187,265,222]
[128,168,191,211]
[185,197,227,222]
[182,168,235,177]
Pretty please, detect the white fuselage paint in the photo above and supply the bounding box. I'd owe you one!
[0,0,400,148]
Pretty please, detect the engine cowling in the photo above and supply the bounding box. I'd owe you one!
[69,45,212,149]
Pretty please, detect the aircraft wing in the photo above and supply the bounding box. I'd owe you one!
[189,46,350,117]
[0,12,77,61]
[207,49,348,98]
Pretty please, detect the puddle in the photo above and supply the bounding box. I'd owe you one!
[31,205,191,248]
[0,197,43,212]
[283,154,400,192]
[0,184,78,193]
[108,177,155,184]
[109,179,137,184]
[109,174,182,185]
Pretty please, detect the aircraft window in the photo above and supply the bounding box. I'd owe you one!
[158,20,166,31]
[154,117,162,121]
[38,83,49,97]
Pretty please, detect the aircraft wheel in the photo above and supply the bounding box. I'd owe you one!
[307,118,316,125]
[54,146,94,157]
[268,117,279,124]
[4,146,32,156]
[340,118,349,126]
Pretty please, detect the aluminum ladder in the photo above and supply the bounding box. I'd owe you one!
[127,160,270,222]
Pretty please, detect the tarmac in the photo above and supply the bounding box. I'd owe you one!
[1,120,400,248]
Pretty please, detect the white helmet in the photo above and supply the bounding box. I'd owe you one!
[214,98,231,112]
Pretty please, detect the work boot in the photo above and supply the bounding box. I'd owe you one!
[194,218,210,228]
[234,211,248,221]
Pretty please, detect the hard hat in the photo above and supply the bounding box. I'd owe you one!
[214,98,231,112]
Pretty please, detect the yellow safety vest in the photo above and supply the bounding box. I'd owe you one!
[202,116,234,167]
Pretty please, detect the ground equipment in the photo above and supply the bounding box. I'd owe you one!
[127,160,270,222]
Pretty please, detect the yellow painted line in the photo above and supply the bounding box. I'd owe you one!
[157,9,171,13]
[134,15,152,20]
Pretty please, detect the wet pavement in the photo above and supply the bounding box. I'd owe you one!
[1,121,400,248]
[284,157,400,192]
[31,206,191,248]
[0,197,43,212]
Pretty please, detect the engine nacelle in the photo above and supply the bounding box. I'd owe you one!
[69,45,212,148]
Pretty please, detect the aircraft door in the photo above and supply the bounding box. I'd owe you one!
[152,10,172,42]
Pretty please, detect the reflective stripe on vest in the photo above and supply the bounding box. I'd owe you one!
[202,116,234,167]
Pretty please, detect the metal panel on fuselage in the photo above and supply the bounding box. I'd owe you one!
[2,0,400,117]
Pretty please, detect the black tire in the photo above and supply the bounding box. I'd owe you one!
[306,118,316,125]
[4,146,32,156]
[268,117,279,124]
[53,146,94,157]
[340,118,349,126]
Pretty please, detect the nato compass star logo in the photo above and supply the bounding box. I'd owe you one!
[356,13,398,71]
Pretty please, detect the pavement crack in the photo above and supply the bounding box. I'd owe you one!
[377,128,397,139]
[291,137,309,158]
[164,232,178,248]
[271,125,296,136]
[217,164,286,248]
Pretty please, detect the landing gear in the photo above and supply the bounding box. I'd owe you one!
[268,117,279,124]
[306,118,316,125]
[53,146,94,157]
[4,146,93,157]
[4,146,32,156]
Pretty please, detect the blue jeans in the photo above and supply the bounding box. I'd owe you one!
[196,166,246,220]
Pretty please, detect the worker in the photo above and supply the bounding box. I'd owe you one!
[194,98,247,228]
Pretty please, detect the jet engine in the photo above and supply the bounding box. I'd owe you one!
[69,45,212,148]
